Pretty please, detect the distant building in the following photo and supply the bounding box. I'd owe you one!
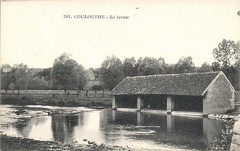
[110,71,235,115]
[84,69,102,90]
[84,80,101,90]
[85,69,95,81]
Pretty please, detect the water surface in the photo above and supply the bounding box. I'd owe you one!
[0,105,228,150]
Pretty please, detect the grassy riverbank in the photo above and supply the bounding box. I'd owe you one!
[1,94,112,108]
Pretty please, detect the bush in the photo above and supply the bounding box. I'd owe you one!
[45,99,58,106]
[58,100,65,106]
[92,85,103,91]
[21,96,27,101]
[66,100,79,107]
[1,94,112,108]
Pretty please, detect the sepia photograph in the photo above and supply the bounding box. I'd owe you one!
[1,0,240,150]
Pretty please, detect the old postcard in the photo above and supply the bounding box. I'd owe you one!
[1,0,240,150]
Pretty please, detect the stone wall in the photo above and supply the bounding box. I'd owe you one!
[231,115,240,151]
[203,74,235,114]
[236,91,240,103]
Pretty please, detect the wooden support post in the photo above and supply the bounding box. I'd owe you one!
[112,96,117,109]
[167,114,175,133]
[112,110,116,121]
[137,112,143,125]
[137,96,143,110]
[167,96,174,114]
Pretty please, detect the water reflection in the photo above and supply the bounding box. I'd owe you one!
[15,117,48,138]
[1,108,228,150]
[111,112,207,149]
[167,115,174,133]
[51,115,78,142]
[203,118,225,149]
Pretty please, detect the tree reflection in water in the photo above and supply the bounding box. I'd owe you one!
[110,111,228,150]
[15,117,48,138]
[1,106,231,150]
[51,115,78,143]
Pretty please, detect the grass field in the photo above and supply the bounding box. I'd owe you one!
[1,90,112,108]
[1,89,110,95]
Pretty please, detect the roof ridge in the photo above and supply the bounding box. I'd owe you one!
[128,71,220,79]
[110,71,225,96]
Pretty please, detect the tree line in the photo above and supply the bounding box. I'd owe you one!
[100,39,240,90]
[1,53,86,94]
[1,39,240,93]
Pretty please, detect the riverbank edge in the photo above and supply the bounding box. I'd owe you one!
[0,95,112,108]
[230,114,240,151]
[0,134,130,151]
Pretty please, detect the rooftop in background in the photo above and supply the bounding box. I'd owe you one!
[110,71,224,96]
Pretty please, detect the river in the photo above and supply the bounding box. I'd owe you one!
[0,105,230,150]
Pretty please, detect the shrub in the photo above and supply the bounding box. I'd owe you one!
[92,85,103,91]
[21,96,27,101]
[66,100,79,107]
[58,100,65,106]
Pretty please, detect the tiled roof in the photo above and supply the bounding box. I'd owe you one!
[110,72,221,96]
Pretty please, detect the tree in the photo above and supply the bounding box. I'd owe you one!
[35,68,51,81]
[122,57,138,77]
[165,64,176,74]
[213,39,239,68]
[13,63,32,94]
[198,62,212,73]
[213,39,240,90]
[157,57,167,74]
[28,77,49,90]
[236,42,240,90]
[175,56,195,73]
[34,68,52,88]
[1,64,13,93]
[138,57,164,76]
[100,56,124,90]
[51,53,86,93]
[77,65,87,90]
[212,61,221,71]
[135,57,143,75]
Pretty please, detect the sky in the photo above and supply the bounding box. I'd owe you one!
[1,0,240,69]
